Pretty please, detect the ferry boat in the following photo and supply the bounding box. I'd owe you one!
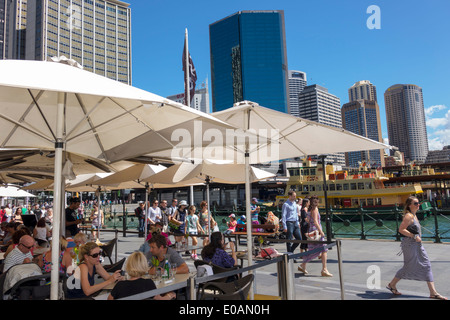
[274,158,423,211]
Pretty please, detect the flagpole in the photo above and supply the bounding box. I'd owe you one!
[185,28,195,207]
[185,28,190,108]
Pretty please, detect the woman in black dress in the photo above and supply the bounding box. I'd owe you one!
[299,198,310,252]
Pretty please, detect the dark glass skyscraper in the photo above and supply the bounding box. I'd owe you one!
[209,10,289,112]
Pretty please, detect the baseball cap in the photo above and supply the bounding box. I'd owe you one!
[240,215,246,220]
[251,198,258,202]
[229,214,235,218]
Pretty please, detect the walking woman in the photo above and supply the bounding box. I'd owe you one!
[299,198,310,253]
[298,195,332,277]
[387,196,447,300]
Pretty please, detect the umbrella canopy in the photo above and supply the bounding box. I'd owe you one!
[92,163,166,189]
[0,59,234,300]
[212,101,391,164]
[143,160,276,185]
[0,186,36,198]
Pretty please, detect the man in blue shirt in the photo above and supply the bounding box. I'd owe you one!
[282,191,302,253]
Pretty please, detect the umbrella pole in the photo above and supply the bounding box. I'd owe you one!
[205,176,211,240]
[245,152,254,300]
[320,155,332,243]
[50,92,65,300]
[144,185,149,237]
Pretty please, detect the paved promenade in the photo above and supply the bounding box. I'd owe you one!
[98,230,450,300]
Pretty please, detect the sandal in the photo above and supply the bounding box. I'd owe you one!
[386,284,402,296]
[430,294,447,300]
[297,265,308,274]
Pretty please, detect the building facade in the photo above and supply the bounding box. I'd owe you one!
[288,70,307,117]
[209,10,289,113]
[167,86,210,114]
[4,0,132,84]
[298,84,345,165]
[384,84,429,163]
[0,0,6,59]
[426,146,450,163]
[341,99,385,168]
[348,80,377,102]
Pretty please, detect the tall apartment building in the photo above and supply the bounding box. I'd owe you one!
[209,10,289,113]
[0,0,6,59]
[426,146,450,163]
[288,70,307,117]
[341,100,385,168]
[298,84,345,165]
[4,0,132,84]
[385,84,429,163]
[348,80,377,102]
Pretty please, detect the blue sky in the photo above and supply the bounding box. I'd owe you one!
[129,0,450,151]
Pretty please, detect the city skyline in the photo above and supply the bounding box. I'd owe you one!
[128,1,448,151]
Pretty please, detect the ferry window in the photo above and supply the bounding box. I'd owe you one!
[297,185,302,192]
[303,185,309,192]
[310,185,316,191]
[376,198,382,205]
[352,199,359,206]
[294,170,300,176]
[317,185,322,191]
[351,183,357,190]
[336,184,342,190]
[361,199,367,206]
[343,184,349,190]
[310,169,316,175]
[365,182,372,189]
[367,199,374,206]
[304,169,309,175]
[329,184,335,191]
[358,183,364,190]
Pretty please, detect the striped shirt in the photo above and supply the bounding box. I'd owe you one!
[3,246,33,272]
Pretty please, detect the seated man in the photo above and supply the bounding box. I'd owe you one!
[145,234,189,275]
[3,235,35,273]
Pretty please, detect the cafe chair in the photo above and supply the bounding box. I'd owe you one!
[100,238,117,265]
[198,274,254,300]
[104,257,126,273]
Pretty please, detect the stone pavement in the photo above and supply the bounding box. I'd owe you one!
[97,230,450,300]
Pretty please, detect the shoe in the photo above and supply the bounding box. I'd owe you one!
[297,265,308,274]
[321,270,333,277]
[386,283,401,296]
[430,294,447,300]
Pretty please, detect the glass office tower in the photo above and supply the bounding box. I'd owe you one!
[209,11,289,112]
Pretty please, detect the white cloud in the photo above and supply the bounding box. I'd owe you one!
[428,137,444,151]
[425,104,446,117]
[427,117,448,129]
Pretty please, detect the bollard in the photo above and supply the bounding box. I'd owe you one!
[336,240,345,300]
[277,255,287,299]
[285,253,296,300]
[189,276,196,300]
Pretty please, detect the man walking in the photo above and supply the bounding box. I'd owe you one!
[282,191,302,253]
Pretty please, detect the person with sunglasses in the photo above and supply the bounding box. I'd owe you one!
[66,242,122,299]
[387,196,447,300]
[3,235,35,273]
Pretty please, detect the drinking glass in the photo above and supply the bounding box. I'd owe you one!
[170,264,177,279]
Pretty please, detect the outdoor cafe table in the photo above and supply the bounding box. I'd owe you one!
[95,272,192,300]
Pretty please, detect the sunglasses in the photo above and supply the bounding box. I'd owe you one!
[413,202,420,206]
[19,243,34,250]
[89,251,102,258]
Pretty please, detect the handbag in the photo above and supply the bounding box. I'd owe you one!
[406,223,419,235]
[305,230,321,241]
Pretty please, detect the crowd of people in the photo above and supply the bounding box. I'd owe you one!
[1,194,447,301]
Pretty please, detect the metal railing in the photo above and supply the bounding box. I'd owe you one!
[115,239,343,301]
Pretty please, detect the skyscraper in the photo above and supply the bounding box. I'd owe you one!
[0,0,6,59]
[288,70,307,117]
[341,99,385,167]
[298,84,345,165]
[4,0,132,84]
[384,84,428,163]
[209,10,289,113]
[348,80,377,102]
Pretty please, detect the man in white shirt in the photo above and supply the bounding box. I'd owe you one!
[3,235,35,273]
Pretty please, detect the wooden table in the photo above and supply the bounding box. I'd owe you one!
[102,272,191,291]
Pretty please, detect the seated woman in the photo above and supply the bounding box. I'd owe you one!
[201,231,237,268]
[66,242,122,299]
[35,236,72,274]
[107,252,175,300]
[33,218,51,247]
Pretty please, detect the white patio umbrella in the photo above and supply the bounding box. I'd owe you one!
[0,186,36,198]
[212,101,392,287]
[0,59,234,300]
[142,159,276,241]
